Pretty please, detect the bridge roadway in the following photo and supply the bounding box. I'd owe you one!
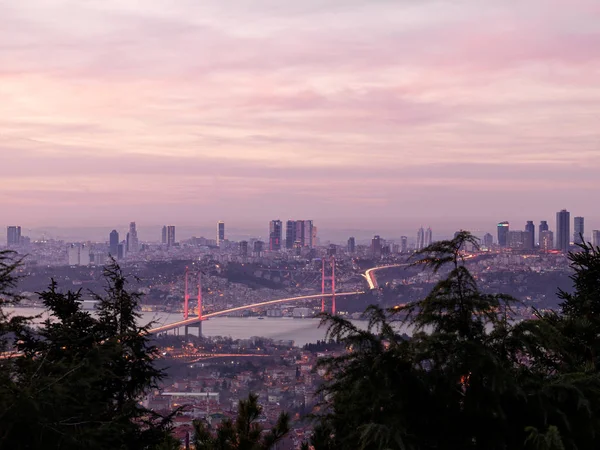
[148,264,408,335]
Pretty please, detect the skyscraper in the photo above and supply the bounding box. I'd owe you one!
[424,227,433,247]
[217,221,225,246]
[161,226,167,245]
[167,226,176,248]
[508,231,527,250]
[372,235,382,257]
[525,221,535,250]
[556,209,570,252]
[285,220,295,249]
[347,237,356,254]
[483,233,494,248]
[400,236,408,253]
[593,230,600,248]
[539,221,549,246]
[574,216,584,245]
[128,222,139,253]
[6,226,21,246]
[269,220,282,251]
[109,230,119,257]
[540,230,554,252]
[416,227,425,250]
[497,221,509,247]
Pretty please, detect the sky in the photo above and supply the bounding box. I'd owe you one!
[1,0,599,238]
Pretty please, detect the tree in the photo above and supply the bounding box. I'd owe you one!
[0,260,174,449]
[310,232,600,450]
[192,393,289,450]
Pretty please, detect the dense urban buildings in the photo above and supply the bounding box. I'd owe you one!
[285,220,314,249]
[540,230,554,252]
[497,221,509,247]
[400,236,408,253]
[483,233,494,248]
[574,216,585,245]
[556,209,570,252]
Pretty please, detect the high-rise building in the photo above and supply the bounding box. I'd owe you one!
[539,221,549,236]
[347,237,356,254]
[525,221,535,250]
[483,233,494,248]
[161,226,167,245]
[312,226,318,247]
[400,236,408,253]
[127,222,139,253]
[497,221,509,247]
[167,226,176,248]
[217,221,225,246]
[424,227,433,247]
[285,220,314,248]
[109,230,119,257]
[540,230,554,252]
[240,241,248,257]
[592,230,600,248]
[285,220,295,249]
[253,240,264,257]
[372,235,382,257]
[269,220,282,251]
[574,216,584,245]
[6,226,21,246]
[416,227,425,250]
[556,209,570,252]
[68,244,90,266]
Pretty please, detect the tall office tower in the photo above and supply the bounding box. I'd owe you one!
[593,230,600,248]
[424,227,433,247]
[574,216,584,245]
[416,227,425,250]
[556,209,570,252]
[400,236,408,253]
[109,230,119,257]
[240,241,248,257]
[303,220,314,248]
[525,221,535,250]
[347,237,356,254]
[269,220,282,251]
[497,221,509,247]
[540,230,554,252]
[68,244,91,266]
[127,222,139,253]
[167,225,176,248]
[294,220,305,247]
[372,235,382,256]
[217,221,225,246]
[285,220,296,249]
[6,226,21,246]
[483,233,494,248]
[79,245,90,265]
[253,240,264,257]
[161,226,167,245]
[312,226,318,247]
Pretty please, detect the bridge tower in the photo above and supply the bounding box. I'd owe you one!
[321,256,336,314]
[184,267,190,320]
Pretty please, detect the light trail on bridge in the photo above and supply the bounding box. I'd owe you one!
[364,264,408,289]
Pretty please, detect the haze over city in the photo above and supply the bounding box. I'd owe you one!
[1,0,599,236]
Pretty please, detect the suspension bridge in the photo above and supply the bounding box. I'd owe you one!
[148,259,406,335]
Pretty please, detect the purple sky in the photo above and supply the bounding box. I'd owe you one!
[1,0,599,236]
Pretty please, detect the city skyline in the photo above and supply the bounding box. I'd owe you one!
[1,0,599,227]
